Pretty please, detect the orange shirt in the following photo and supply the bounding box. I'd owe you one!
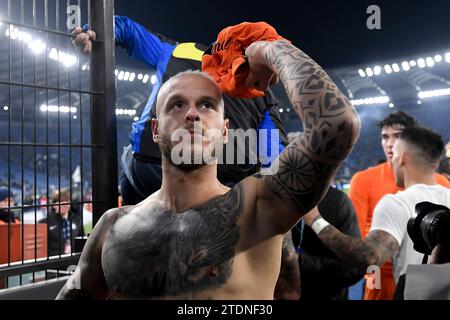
[349,162,450,300]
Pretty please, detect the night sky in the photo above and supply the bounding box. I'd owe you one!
[114,0,450,69]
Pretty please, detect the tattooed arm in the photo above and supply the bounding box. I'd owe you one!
[303,207,400,268]
[274,231,301,300]
[56,209,120,299]
[246,40,360,234]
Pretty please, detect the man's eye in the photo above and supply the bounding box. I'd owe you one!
[200,103,212,109]
[174,102,184,109]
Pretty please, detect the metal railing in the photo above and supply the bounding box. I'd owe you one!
[0,0,117,289]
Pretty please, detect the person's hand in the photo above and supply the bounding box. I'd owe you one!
[302,207,321,227]
[429,244,441,264]
[244,41,278,92]
[71,27,96,55]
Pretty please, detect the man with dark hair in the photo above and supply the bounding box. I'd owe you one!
[348,111,450,300]
[303,126,450,292]
[56,36,360,299]
[376,110,419,130]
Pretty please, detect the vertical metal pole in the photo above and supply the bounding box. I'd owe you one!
[20,0,25,273]
[45,0,50,260]
[76,0,85,236]
[90,0,117,226]
[7,0,12,273]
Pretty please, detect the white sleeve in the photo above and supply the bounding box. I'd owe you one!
[369,195,408,246]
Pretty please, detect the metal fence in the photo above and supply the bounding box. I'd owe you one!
[0,0,117,289]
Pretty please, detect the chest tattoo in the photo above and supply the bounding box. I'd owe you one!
[102,185,243,298]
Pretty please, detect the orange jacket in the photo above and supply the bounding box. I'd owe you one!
[349,162,450,300]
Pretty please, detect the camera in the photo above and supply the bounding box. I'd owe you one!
[407,201,450,256]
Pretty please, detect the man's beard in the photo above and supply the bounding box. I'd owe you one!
[159,133,210,173]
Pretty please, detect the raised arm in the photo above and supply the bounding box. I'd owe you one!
[72,16,174,68]
[248,40,360,234]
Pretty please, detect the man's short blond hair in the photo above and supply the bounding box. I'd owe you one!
[155,70,224,117]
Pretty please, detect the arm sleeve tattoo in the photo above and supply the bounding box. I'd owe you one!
[316,224,400,268]
[263,41,361,214]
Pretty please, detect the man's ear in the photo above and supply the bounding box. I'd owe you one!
[151,118,159,143]
[223,118,230,144]
[399,151,408,167]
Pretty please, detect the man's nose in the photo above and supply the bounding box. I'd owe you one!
[185,106,200,122]
[387,138,396,147]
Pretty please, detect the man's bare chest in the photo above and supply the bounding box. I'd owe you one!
[101,186,243,298]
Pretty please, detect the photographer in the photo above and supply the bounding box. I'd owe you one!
[302,126,450,290]
[394,202,450,299]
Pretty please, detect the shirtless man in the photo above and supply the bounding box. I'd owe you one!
[57,39,360,299]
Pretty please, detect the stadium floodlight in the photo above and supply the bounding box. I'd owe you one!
[384,64,392,74]
[279,108,284,113]
[22,32,32,44]
[150,75,157,85]
[123,71,130,81]
[365,67,374,77]
[389,103,394,108]
[417,58,426,68]
[116,108,137,117]
[138,73,143,80]
[409,60,417,67]
[118,71,124,81]
[115,69,119,76]
[373,66,381,76]
[49,48,58,60]
[358,69,366,77]
[143,74,149,84]
[29,39,46,54]
[3,106,8,111]
[350,95,390,106]
[63,54,77,67]
[417,100,422,105]
[418,88,450,99]
[40,105,77,113]
[392,63,400,72]
[426,57,435,67]
[134,116,139,122]
[401,61,410,71]
[445,52,450,63]
[129,73,136,82]
[434,55,442,63]
[8,26,18,39]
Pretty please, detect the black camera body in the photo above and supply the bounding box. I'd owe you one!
[407,201,450,255]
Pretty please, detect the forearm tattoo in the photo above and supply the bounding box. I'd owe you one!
[317,225,399,268]
[263,41,360,212]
